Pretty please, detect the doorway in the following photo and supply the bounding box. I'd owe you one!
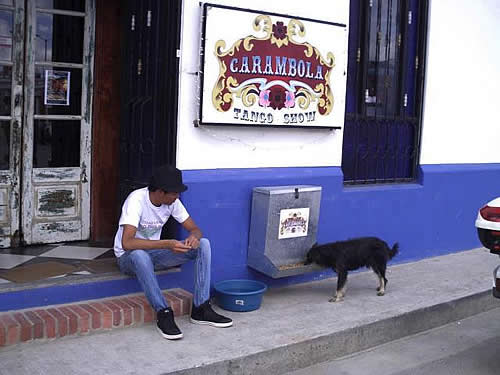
[0,0,95,247]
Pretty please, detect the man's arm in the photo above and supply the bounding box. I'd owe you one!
[121,224,191,253]
[182,217,203,249]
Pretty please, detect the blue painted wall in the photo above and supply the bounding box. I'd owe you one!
[176,163,500,291]
[2,163,498,311]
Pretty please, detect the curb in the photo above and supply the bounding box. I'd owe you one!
[168,289,499,375]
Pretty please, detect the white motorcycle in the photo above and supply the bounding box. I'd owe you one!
[475,197,500,298]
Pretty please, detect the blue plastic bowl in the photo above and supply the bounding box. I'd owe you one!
[214,279,268,312]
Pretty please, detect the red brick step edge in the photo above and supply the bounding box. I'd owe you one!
[0,288,192,348]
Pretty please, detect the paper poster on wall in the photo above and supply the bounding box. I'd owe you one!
[279,207,310,239]
[199,3,348,128]
[44,70,70,106]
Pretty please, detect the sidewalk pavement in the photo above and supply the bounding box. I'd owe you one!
[0,248,499,375]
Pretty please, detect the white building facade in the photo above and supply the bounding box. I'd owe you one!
[169,0,500,287]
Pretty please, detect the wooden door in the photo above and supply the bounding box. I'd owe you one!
[0,0,95,247]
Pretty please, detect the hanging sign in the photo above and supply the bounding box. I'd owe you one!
[44,70,70,106]
[199,3,347,128]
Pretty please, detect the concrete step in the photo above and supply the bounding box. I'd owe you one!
[0,288,192,348]
[0,249,499,375]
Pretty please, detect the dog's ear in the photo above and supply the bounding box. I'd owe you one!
[304,246,315,264]
[305,245,321,265]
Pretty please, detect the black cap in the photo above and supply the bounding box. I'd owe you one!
[150,165,188,193]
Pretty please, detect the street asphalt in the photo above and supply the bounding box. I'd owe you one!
[0,248,499,375]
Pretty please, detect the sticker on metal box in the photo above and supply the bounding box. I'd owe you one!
[278,208,309,239]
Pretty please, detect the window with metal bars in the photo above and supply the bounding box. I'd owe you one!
[341,0,428,184]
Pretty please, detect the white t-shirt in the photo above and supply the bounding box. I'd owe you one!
[113,187,190,258]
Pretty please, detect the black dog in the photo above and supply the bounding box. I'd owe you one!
[305,237,399,302]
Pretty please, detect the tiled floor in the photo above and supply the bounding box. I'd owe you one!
[0,254,35,269]
[0,241,117,285]
[39,245,111,260]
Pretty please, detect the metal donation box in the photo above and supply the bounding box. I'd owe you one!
[247,185,323,278]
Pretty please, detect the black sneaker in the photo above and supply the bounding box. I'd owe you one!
[190,301,233,328]
[156,307,183,340]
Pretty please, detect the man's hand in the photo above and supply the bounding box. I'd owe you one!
[184,234,200,250]
[169,240,192,253]
[181,218,202,249]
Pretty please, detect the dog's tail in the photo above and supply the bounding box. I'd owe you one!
[388,243,399,259]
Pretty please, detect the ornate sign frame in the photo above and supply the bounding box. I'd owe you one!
[198,3,347,129]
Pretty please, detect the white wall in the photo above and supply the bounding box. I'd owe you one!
[176,0,350,170]
[420,0,500,164]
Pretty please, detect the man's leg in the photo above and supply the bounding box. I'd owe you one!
[118,249,184,340]
[117,250,168,311]
[193,238,211,306]
[132,240,232,328]
[148,238,211,307]
[186,239,233,328]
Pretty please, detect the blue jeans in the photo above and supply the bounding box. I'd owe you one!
[117,238,211,311]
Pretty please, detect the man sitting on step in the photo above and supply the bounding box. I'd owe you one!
[113,165,232,340]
